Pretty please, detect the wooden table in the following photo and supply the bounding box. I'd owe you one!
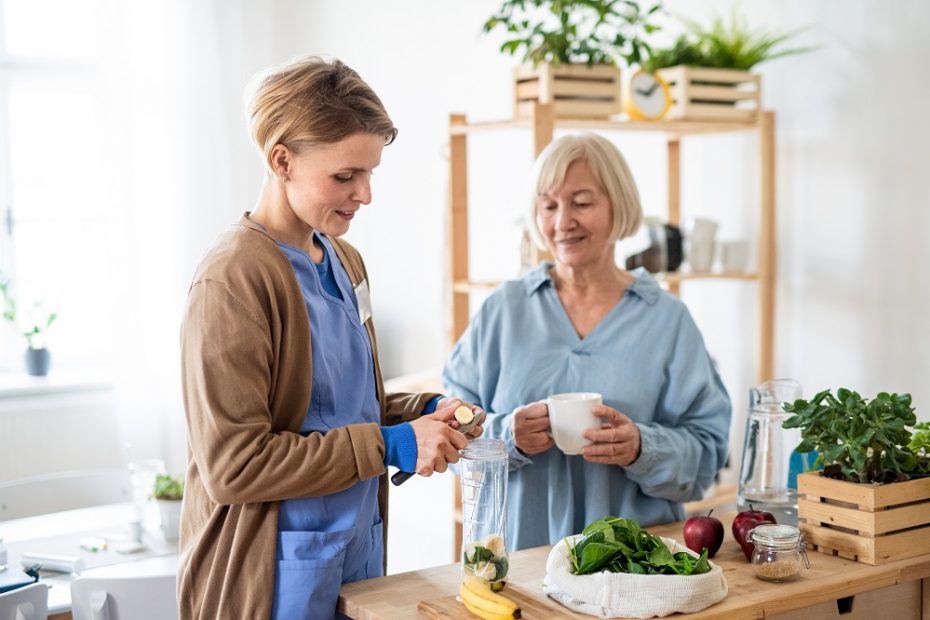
[339,512,930,619]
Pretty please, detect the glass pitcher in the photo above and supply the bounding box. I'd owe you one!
[737,379,806,525]
[460,439,509,585]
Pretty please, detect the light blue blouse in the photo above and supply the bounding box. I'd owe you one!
[442,263,731,551]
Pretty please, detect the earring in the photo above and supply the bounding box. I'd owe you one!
[281,175,290,183]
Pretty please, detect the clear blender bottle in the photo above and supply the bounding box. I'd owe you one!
[460,438,509,586]
[738,379,806,525]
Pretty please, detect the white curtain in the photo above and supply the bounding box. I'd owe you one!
[97,0,275,471]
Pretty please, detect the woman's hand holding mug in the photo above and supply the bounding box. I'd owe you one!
[512,401,554,455]
[581,405,641,466]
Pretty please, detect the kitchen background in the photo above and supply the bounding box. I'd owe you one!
[0,0,928,574]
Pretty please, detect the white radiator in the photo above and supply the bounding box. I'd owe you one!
[0,384,123,482]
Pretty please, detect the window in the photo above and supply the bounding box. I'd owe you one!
[0,0,114,370]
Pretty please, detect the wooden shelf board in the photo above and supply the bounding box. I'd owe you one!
[453,272,758,294]
[452,279,501,293]
[659,271,759,283]
[450,115,763,136]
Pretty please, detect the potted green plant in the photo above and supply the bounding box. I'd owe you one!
[482,0,663,118]
[641,12,815,121]
[152,473,184,542]
[0,273,57,376]
[643,13,813,73]
[782,388,930,565]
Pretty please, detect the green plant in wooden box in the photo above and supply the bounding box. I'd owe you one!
[483,0,663,119]
[782,388,919,483]
[483,0,663,68]
[639,12,814,122]
[784,389,930,565]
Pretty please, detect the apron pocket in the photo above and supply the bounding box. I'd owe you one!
[273,528,356,620]
[366,519,385,579]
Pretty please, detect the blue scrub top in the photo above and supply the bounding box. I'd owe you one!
[271,233,383,620]
[442,263,732,551]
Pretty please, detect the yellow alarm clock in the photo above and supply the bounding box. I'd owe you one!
[625,70,672,121]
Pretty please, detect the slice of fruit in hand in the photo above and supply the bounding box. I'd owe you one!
[454,406,480,434]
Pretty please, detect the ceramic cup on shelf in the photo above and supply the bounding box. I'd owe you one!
[546,392,602,455]
[684,217,719,273]
[719,240,750,273]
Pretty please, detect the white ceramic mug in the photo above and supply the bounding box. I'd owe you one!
[546,392,603,455]
[719,240,750,273]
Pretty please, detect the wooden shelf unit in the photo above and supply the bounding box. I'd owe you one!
[447,102,777,382]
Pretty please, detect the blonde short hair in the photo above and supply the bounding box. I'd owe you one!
[246,56,397,173]
[527,133,642,248]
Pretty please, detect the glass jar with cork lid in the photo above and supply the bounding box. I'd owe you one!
[748,523,811,582]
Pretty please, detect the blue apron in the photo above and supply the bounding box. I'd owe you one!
[271,234,383,620]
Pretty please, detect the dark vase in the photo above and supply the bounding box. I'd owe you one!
[25,347,51,376]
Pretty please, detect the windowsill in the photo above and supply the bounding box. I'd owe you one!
[0,368,114,399]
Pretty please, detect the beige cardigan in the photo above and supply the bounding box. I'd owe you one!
[178,214,437,619]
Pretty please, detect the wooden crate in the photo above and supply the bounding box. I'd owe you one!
[513,63,621,119]
[797,471,930,565]
[656,65,760,122]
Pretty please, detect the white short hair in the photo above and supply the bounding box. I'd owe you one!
[526,133,642,249]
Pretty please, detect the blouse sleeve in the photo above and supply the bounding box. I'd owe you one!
[622,308,732,502]
[442,309,534,471]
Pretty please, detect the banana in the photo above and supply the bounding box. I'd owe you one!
[483,534,506,558]
[462,597,519,620]
[459,576,521,619]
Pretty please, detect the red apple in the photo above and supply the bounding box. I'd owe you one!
[731,504,776,543]
[733,517,765,560]
[683,509,724,558]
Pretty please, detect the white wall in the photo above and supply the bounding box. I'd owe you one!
[267,0,930,403]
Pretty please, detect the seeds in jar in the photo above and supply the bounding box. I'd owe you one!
[754,560,800,581]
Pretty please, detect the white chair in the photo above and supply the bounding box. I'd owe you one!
[0,583,49,620]
[70,559,179,620]
[0,469,133,521]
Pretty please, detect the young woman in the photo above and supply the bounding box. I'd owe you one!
[179,56,481,620]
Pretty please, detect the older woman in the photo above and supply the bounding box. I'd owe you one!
[442,132,731,551]
[179,56,481,619]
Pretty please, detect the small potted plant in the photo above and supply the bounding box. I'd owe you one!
[641,12,815,121]
[152,473,184,542]
[0,273,57,376]
[783,388,930,565]
[482,0,663,118]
